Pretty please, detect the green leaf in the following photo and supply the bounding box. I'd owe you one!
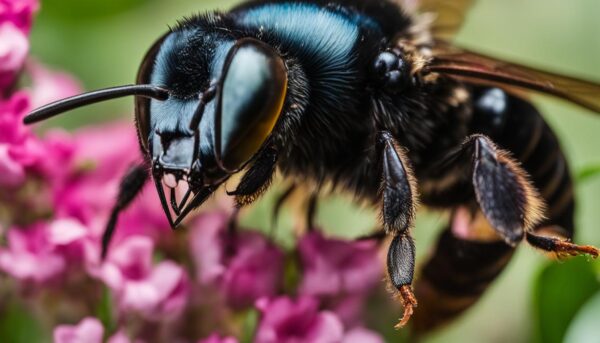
[240,309,259,343]
[564,290,600,343]
[532,257,600,343]
[577,164,600,183]
[0,298,46,343]
[96,287,114,335]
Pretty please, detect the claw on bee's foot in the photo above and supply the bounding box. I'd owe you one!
[554,240,599,259]
[395,285,417,329]
[526,231,599,259]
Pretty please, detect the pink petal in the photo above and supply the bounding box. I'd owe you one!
[120,281,161,313]
[47,219,88,245]
[53,317,104,343]
[0,144,25,186]
[342,327,384,343]
[298,232,381,297]
[99,263,124,290]
[307,311,345,343]
[108,236,154,279]
[0,248,64,282]
[0,22,28,72]
[147,261,186,300]
[107,330,132,343]
[190,212,229,283]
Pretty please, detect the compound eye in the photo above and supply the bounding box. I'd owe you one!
[215,38,287,172]
[135,34,168,153]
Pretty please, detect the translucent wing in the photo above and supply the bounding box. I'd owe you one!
[425,44,600,113]
[413,0,475,40]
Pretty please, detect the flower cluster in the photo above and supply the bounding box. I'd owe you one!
[0,0,38,89]
[0,2,388,342]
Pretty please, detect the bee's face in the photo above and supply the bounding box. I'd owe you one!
[138,32,288,224]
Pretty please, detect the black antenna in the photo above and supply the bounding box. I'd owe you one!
[23,84,170,125]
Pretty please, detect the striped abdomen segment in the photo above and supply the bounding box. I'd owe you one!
[412,228,514,333]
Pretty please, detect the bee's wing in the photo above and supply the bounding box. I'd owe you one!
[425,44,600,113]
[408,0,474,40]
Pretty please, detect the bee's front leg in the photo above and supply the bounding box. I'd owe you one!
[102,163,149,259]
[228,146,278,207]
[378,131,419,328]
[223,146,278,253]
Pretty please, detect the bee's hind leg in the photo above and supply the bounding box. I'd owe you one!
[439,134,546,246]
[378,131,419,328]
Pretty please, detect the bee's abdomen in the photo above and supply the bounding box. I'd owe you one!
[413,87,576,332]
[472,87,575,235]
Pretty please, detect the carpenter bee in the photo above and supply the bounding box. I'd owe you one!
[25,0,600,332]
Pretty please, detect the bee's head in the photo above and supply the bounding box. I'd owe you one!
[138,31,288,224]
[23,29,288,226]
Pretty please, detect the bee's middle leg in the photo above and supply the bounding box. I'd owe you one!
[378,131,419,328]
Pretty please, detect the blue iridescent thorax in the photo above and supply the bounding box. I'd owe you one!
[235,3,361,67]
[232,2,383,111]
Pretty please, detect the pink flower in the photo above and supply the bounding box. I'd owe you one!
[0,219,94,284]
[52,123,140,222]
[298,231,382,297]
[47,218,98,266]
[0,223,65,283]
[53,317,104,343]
[107,330,147,343]
[327,295,365,328]
[0,90,74,188]
[54,320,146,343]
[0,91,29,145]
[198,333,239,343]
[0,0,38,90]
[35,129,75,180]
[254,296,344,343]
[99,236,190,320]
[255,296,384,343]
[0,22,28,88]
[341,327,384,343]
[0,144,25,186]
[0,0,39,33]
[190,212,284,308]
[52,123,169,243]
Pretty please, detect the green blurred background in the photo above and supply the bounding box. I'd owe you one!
[28,0,600,342]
